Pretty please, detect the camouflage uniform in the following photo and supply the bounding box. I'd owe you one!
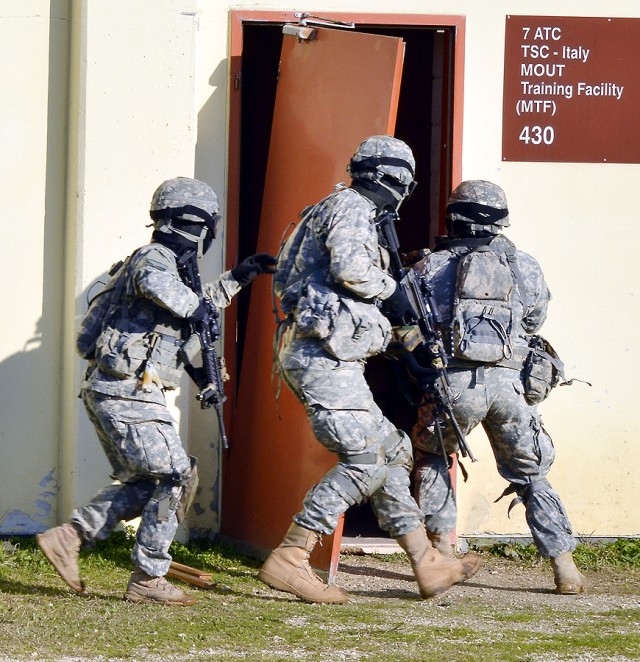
[71,243,241,576]
[412,233,576,559]
[277,186,424,538]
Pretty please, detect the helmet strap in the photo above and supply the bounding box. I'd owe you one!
[350,179,399,209]
[152,224,210,259]
[168,222,209,259]
[376,180,404,208]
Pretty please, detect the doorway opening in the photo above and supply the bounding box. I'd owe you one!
[225,12,464,549]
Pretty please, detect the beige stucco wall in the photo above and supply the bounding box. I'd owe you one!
[0,2,69,533]
[1,0,637,542]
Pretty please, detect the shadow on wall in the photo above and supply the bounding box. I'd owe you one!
[0,318,66,535]
[0,0,73,536]
[0,270,112,536]
[0,262,195,539]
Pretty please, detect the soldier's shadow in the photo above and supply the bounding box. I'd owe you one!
[0,272,114,537]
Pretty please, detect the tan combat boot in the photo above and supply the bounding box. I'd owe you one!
[124,569,197,606]
[396,525,482,598]
[551,551,587,594]
[36,523,84,593]
[427,530,455,557]
[257,522,348,604]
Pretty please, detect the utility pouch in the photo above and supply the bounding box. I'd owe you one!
[95,328,141,379]
[322,298,392,361]
[522,335,565,405]
[293,282,341,339]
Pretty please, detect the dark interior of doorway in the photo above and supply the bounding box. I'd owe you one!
[236,20,454,539]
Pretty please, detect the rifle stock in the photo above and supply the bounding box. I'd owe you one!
[376,207,475,462]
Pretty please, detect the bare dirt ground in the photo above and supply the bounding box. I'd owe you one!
[336,550,640,614]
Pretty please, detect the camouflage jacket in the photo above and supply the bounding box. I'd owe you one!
[274,186,397,361]
[81,242,241,403]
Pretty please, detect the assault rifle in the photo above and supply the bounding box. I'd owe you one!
[376,206,476,462]
[178,250,229,449]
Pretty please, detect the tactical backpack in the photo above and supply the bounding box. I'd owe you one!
[76,258,129,360]
[451,244,519,364]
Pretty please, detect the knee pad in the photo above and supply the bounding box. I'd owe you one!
[156,490,181,523]
[175,457,199,524]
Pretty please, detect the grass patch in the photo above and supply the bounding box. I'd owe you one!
[1,535,639,661]
[481,537,640,570]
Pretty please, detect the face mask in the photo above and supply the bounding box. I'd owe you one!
[168,219,218,258]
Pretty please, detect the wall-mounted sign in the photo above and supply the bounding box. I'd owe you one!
[502,16,640,163]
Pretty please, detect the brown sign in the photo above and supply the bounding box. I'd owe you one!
[502,16,640,163]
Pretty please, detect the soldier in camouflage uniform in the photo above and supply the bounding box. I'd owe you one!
[411,180,586,594]
[257,136,481,604]
[37,177,275,605]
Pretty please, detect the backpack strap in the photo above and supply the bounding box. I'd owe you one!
[271,204,319,325]
[495,237,528,303]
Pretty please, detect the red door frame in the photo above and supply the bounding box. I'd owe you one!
[222,15,466,564]
[224,10,466,438]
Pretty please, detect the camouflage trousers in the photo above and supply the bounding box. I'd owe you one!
[279,337,423,538]
[412,366,576,559]
[71,389,192,576]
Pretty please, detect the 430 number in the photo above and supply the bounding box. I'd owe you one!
[519,125,555,145]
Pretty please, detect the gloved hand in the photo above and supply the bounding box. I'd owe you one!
[188,297,207,322]
[231,252,277,287]
[381,284,414,324]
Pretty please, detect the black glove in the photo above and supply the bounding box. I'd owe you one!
[381,284,414,324]
[231,252,277,287]
[188,297,207,322]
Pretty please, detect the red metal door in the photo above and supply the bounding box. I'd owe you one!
[222,25,405,580]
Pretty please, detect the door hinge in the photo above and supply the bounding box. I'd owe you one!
[282,24,318,42]
[234,72,241,91]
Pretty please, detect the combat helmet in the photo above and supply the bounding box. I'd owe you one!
[445,180,509,237]
[347,135,417,207]
[150,177,221,257]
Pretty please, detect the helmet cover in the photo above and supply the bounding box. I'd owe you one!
[149,177,221,256]
[446,180,510,228]
[150,176,219,224]
[347,135,416,187]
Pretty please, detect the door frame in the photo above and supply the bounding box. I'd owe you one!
[224,9,466,435]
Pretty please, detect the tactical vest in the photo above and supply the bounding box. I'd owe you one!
[79,248,185,389]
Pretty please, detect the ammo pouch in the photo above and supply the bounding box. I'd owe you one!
[95,327,182,388]
[522,335,565,405]
[95,327,142,379]
[293,282,392,361]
